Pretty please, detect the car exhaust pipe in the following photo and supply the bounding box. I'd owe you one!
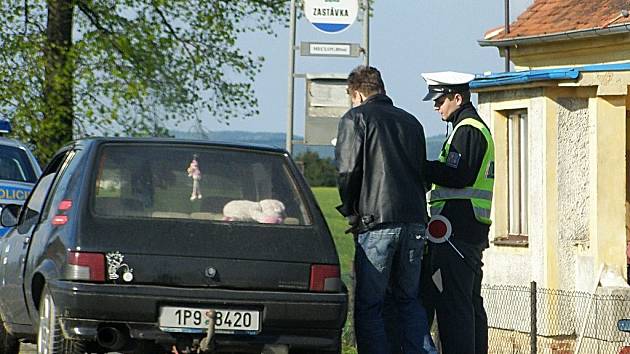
[97,326,129,351]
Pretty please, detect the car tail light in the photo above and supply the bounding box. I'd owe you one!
[58,200,72,211]
[309,264,341,292]
[52,199,73,226]
[51,215,68,226]
[66,251,105,282]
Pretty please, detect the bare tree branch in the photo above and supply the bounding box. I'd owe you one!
[150,1,199,76]
[24,0,28,34]
[76,1,114,35]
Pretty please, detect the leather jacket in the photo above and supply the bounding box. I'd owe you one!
[335,94,429,232]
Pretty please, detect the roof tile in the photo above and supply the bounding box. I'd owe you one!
[487,0,630,40]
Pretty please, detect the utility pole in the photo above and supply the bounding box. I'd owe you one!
[504,0,510,72]
[363,0,370,66]
[286,0,297,154]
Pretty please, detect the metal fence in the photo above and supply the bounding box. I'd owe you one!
[482,282,630,354]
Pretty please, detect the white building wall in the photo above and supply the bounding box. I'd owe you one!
[556,97,590,291]
[477,91,594,290]
[475,85,629,348]
[477,89,542,286]
[529,96,546,285]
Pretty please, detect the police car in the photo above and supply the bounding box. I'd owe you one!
[0,120,41,237]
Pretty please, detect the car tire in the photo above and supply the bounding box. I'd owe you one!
[0,319,19,354]
[37,287,86,354]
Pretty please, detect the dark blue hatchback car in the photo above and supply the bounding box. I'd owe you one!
[0,138,347,354]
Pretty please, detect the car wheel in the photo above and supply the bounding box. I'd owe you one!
[37,287,85,354]
[0,318,19,354]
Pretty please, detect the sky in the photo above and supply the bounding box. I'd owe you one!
[199,0,533,139]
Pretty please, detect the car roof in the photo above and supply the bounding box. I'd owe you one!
[0,136,42,183]
[72,137,289,155]
[0,136,33,150]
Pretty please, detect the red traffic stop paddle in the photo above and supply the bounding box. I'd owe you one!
[426,215,464,259]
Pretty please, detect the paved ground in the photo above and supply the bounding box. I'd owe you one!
[19,343,35,353]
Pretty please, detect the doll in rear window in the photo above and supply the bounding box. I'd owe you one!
[187,155,202,201]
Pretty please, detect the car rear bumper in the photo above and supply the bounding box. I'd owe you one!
[50,280,347,350]
[59,318,340,351]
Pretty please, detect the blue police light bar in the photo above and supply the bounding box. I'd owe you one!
[0,120,11,134]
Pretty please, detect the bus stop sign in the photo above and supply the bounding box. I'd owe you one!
[304,74,350,145]
[304,0,359,34]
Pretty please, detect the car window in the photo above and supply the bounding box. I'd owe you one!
[17,152,68,231]
[40,150,78,219]
[92,145,312,225]
[0,145,37,183]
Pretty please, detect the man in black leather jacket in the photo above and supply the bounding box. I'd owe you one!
[335,65,436,354]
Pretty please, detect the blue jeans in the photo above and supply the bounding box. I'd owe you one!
[354,223,436,354]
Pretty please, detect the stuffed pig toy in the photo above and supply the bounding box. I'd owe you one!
[223,199,286,224]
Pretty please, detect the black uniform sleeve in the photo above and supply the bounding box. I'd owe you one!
[426,125,487,188]
[417,126,429,193]
[334,110,364,217]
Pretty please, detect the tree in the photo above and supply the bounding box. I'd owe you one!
[0,1,287,161]
[296,151,337,187]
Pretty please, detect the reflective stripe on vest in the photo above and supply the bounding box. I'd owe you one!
[430,198,493,224]
[430,117,495,225]
[429,205,491,220]
[428,187,493,202]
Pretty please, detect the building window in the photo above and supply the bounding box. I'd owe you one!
[507,110,528,239]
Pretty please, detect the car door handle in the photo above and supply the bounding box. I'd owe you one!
[23,237,30,245]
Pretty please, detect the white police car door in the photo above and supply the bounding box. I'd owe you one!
[0,141,41,237]
[0,153,66,326]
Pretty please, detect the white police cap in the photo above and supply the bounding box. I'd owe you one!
[421,71,476,101]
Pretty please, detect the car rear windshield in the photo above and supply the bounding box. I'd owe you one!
[92,144,312,225]
[0,145,37,183]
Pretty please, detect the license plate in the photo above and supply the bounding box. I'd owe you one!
[159,306,260,334]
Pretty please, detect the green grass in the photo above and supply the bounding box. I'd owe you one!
[311,187,357,354]
[311,187,355,281]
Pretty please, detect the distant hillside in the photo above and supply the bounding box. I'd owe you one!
[426,135,445,160]
[171,130,335,158]
[172,130,444,160]
[173,130,290,148]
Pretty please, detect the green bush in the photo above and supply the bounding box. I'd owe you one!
[295,151,337,187]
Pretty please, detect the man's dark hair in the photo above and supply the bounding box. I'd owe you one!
[347,65,386,96]
[445,90,471,103]
[458,90,471,103]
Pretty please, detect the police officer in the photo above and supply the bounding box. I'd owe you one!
[421,71,494,354]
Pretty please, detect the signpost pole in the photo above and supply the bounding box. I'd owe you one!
[286,0,297,154]
[362,0,369,66]
[299,0,360,147]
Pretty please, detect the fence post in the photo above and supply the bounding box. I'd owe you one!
[530,281,537,354]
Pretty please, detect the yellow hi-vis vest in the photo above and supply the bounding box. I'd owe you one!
[429,118,495,225]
